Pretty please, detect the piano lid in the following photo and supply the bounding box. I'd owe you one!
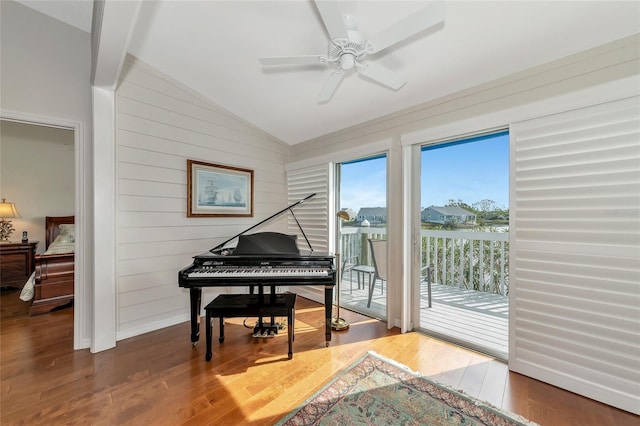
[211,193,316,254]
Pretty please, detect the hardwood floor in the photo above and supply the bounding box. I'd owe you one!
[1,288,637,425]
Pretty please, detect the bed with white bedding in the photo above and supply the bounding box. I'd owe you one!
[20,216,74,315]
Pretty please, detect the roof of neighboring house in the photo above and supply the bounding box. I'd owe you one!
[423,206,476,216]
[357,207,387,216]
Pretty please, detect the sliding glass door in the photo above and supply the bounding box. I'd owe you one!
[336,155,388,320]
[418,131,510,359]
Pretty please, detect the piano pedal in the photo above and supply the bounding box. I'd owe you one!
[252,324,279,338]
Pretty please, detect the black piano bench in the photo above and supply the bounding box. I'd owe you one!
[204,293,297,362]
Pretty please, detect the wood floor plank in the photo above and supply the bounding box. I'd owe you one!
[1,287,637,425]
[477,358,509,408]
[458,356,491,397]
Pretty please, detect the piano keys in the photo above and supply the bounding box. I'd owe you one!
[185,260,332,279]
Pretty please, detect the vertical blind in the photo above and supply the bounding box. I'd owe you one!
[286,164,331,254]
[510,96,640,414]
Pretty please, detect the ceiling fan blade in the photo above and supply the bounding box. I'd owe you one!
[367,0,445,54]
[314,0,349,41]
[357,61,406,90]
[260,55,326,66]
[318,70,345,103]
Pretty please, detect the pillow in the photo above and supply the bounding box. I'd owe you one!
[57,224,75,243]
[46,236,75,254]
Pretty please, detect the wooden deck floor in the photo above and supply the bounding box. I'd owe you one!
[419,283,509,359]
[339,278,509,359]
[339,275,387,319]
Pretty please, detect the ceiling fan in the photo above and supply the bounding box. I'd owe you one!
[259,0,445,103]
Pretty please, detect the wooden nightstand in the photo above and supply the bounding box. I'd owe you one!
[0,241,38,288]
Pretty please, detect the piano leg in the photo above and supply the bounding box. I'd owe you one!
[190,287,202,345]
[325,285,333,346]
[205,308,213,361]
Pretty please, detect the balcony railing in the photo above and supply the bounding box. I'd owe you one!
[339,227,510,296]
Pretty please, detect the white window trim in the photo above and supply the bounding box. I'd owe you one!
[400,75,640,147]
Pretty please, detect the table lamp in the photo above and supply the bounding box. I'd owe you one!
[0,198,21,241]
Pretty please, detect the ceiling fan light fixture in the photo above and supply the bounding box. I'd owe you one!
[340,53,355,70]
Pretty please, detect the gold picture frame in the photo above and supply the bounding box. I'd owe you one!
[187,160,254,217]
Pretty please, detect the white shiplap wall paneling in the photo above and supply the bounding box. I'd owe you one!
[115,56,290,338]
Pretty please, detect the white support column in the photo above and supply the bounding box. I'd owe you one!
[89,0,141,352]
[91,87,117,352]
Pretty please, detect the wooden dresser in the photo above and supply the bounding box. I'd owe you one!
[0,241,38,288]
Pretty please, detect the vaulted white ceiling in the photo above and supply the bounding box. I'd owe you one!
[15,1,640,145]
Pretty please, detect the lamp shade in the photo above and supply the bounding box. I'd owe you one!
[0,198,20,218]
[337,208,355,221]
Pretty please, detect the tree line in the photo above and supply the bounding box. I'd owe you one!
[445,199,509,223]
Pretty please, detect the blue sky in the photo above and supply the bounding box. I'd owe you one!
[340,131,509,211]
[340,155,387,211]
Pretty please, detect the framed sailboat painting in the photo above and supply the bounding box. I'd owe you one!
[187,159,254,217]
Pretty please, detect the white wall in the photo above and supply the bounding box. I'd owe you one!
[0,1,92,121]
[114,56,292,339]
[0,0,93,349]
[0,121,74,253]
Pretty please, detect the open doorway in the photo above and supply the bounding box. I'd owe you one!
[0,119,76,339]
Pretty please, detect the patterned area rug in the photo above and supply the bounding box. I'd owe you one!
[276,351,537,426]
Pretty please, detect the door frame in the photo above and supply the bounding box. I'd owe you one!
[1,109,87,350]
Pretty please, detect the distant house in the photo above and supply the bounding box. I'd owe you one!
[357,207,387,224]
[421,206,476,225]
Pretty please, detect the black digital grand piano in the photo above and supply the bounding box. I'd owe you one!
[178,194,336,346]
